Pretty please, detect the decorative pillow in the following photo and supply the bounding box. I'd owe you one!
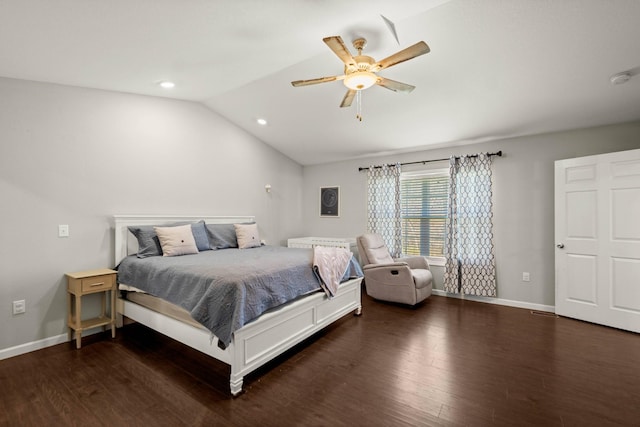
[234,223,261,249]
[128,221,209,258]
[205,223,239,249]
[191,220,210,252]
[154,224,199,257]
[128,225,163,258]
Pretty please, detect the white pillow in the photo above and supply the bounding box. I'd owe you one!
[154,224,199,257]
[234,223,261,249]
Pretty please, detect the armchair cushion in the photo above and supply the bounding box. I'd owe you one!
[396,256,430,270]
[411,269,433,290]
[359,233,394,264]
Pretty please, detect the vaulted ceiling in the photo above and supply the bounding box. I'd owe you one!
[2,0,640,165]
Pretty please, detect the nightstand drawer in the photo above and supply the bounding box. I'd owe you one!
[81,274,114,292]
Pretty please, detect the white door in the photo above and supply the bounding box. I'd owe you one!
[555,148,640,333]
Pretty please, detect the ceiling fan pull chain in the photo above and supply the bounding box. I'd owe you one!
[356,90,363,121]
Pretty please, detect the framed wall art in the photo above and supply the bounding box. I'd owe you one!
[320,186,340,217]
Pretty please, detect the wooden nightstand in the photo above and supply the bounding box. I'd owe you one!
[66,268,117,349]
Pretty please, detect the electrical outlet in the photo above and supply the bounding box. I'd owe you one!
[58,224,69,237]
[13,300,26,315]
[522,272,531,282]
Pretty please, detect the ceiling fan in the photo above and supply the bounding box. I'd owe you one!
[291,36,430,109]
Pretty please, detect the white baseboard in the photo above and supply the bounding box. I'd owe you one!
[0,333,68,361]
[431,289,555,313]
[0,327,111,361]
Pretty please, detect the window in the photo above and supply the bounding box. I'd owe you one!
[400,169,449,259]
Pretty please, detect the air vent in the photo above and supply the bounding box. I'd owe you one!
[530,310,558,318]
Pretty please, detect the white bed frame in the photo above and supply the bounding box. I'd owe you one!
[113,215,363,396]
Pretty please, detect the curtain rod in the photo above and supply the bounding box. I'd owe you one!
[357,150,503,172]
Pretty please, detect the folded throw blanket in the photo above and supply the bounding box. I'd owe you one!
[312,246,353,298]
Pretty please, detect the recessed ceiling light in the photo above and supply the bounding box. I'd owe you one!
[159,81,175,89]
[256,118,268,125]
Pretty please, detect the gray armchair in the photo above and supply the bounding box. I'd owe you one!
[356,233,432,305]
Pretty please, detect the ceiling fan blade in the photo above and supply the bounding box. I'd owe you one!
[371,41,430,72]
[340,89,357,108]
[291,75,344,87]
[376,77,415,93]
[323,36,356,67]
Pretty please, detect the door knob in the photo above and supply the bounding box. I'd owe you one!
[556,243,565,249]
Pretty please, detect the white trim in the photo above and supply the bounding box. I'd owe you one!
[0,334,67,361]
[0,327,112,361]
[432,289,555,313]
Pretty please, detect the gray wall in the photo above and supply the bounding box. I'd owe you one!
[0,77,304,351]
[301,121,640,307]
[3,74,640,354]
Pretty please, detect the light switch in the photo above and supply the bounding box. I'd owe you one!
[58,224,69,237]
[13,300,26,315]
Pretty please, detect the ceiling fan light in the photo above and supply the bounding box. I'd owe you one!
[344,71,377,90]
[158,81,175,89]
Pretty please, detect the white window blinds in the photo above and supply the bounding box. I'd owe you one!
[400,169,449,257]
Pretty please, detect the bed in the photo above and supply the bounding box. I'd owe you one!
[113,215,363,396]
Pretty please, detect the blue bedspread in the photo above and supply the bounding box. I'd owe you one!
[116,245,362,348]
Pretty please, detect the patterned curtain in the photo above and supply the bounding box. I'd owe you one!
[367,163,402,258]
[443,153,496,296]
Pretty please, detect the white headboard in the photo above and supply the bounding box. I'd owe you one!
[113,215,255,264]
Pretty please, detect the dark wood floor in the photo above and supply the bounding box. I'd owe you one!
[1,293,639,427]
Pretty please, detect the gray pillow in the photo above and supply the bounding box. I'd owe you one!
[191,221,210,252]
[128,221,210,258]
[205,223,240,249]
[128,225,162,258]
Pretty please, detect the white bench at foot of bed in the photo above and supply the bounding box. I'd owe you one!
[117,276,362,396]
